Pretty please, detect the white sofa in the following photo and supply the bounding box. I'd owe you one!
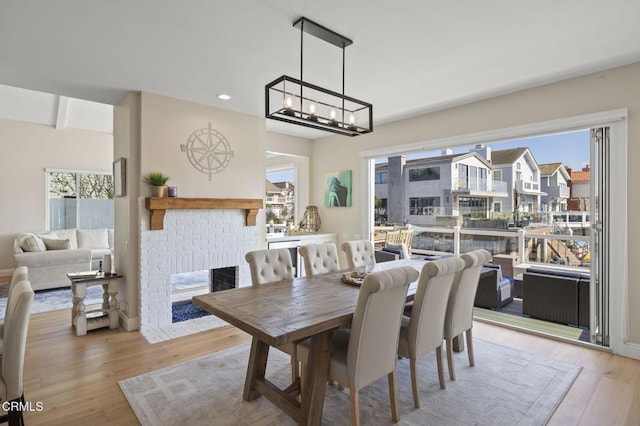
[13,228,113,291]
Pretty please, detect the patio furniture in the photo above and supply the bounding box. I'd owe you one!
[522,268,590,327]
[474,263,513,309]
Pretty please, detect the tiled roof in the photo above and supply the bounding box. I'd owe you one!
[265,180,281,192]
[538,162,563,175]
[490,147,529,165]
[571,170,590,183]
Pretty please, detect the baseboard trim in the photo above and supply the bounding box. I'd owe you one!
[0,268,13,280]
[119,311,139,331]
[619,341,640,360]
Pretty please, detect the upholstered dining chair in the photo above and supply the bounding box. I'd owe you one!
[299,243,340,277]
[244,248,298,380]
[444,249,492,380]
[340,240,376,269]
[0,279,34,426]
[0,267,28,355]
[297,266,419,426]
[397,256,466,408]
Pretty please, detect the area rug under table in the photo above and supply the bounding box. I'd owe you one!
[119,338,582,426]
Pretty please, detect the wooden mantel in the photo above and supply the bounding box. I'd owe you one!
[145,197,264,230]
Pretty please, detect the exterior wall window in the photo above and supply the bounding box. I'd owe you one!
[375,171,388,184]
[409,197,440,215]
[479,167,488,190]
[48,170,113,230]
[516,162,522,170]
[409,167,440,181]
[493,170,502,181]
[458,164,469,189]
[494,202,502,212]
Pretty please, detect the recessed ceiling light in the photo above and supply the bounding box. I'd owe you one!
[217,94,231,100]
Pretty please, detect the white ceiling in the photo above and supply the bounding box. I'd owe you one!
[1,1,639,138]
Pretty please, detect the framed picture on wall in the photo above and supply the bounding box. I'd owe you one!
[113,157,126,197]
[324,170,352,207]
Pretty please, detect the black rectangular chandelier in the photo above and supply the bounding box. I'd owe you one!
[265,17,373,137]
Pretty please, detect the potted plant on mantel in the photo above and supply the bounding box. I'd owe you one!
[143,172,170,198]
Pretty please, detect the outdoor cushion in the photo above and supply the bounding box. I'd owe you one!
[525,268,583,280]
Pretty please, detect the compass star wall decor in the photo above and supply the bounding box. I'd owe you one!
[180,122,234,180]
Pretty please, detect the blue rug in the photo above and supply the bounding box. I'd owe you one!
[172,302,211,323]
[0,284,104,315]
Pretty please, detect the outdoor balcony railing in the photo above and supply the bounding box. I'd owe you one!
[515,179,541,193]
[452,177,508,193]
[375,224,590,272]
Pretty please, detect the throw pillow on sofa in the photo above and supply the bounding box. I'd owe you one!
[17,233,47,252]
[42,237,73,250]
[78,229,109,249]
[54,229,79,249]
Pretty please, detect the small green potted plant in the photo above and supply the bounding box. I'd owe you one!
[143,172,170,198]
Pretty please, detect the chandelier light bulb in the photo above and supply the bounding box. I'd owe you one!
[330,109,336,119]
[309,103,316,115]
[349,114,355,124]
[285,97,293,108]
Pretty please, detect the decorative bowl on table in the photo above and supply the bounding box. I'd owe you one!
[341,271,368,286]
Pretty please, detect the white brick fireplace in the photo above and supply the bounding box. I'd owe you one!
[139,206,260,343]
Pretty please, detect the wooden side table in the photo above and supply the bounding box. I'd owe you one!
[67,272,122,336]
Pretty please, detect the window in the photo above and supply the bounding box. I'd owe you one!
[479,167,488,190]
[494,202,502,212]
[375,171,388,184]
[48,170,113,230]
[458,164,469,189]
[409,197,440,215]
[516,162,521,170]
[409,167,440,181]
[266,168,295,230]
[493,170,502,181]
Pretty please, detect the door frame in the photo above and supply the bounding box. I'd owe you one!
[360,108,631,357]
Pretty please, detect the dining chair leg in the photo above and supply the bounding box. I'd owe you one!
[350,387,360,426]
[446,337,456,380]
[388,371,400,422]
[466,328,475,367]
[436,345,446,389]
[409,358,420,408]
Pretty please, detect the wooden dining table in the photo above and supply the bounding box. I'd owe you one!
[193,257,427,426]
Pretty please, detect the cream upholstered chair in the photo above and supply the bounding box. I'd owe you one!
[245,248,294,285]
[444,249,492,380]
[397,256,466,408]
[0,267,29,355]
[298,243,340,277]
[0,279,34,426]
[340,240,376,269]
[298,266,419,426]
[244,248,298,380]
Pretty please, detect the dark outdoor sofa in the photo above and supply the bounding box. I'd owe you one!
[474,263,513,309]
[522,268,590,327]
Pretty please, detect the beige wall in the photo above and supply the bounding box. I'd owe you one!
[311,62,640,344]
[114,91,310,326]
[0,119,112,271]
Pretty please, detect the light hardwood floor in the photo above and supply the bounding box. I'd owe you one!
[17,309,640,425]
